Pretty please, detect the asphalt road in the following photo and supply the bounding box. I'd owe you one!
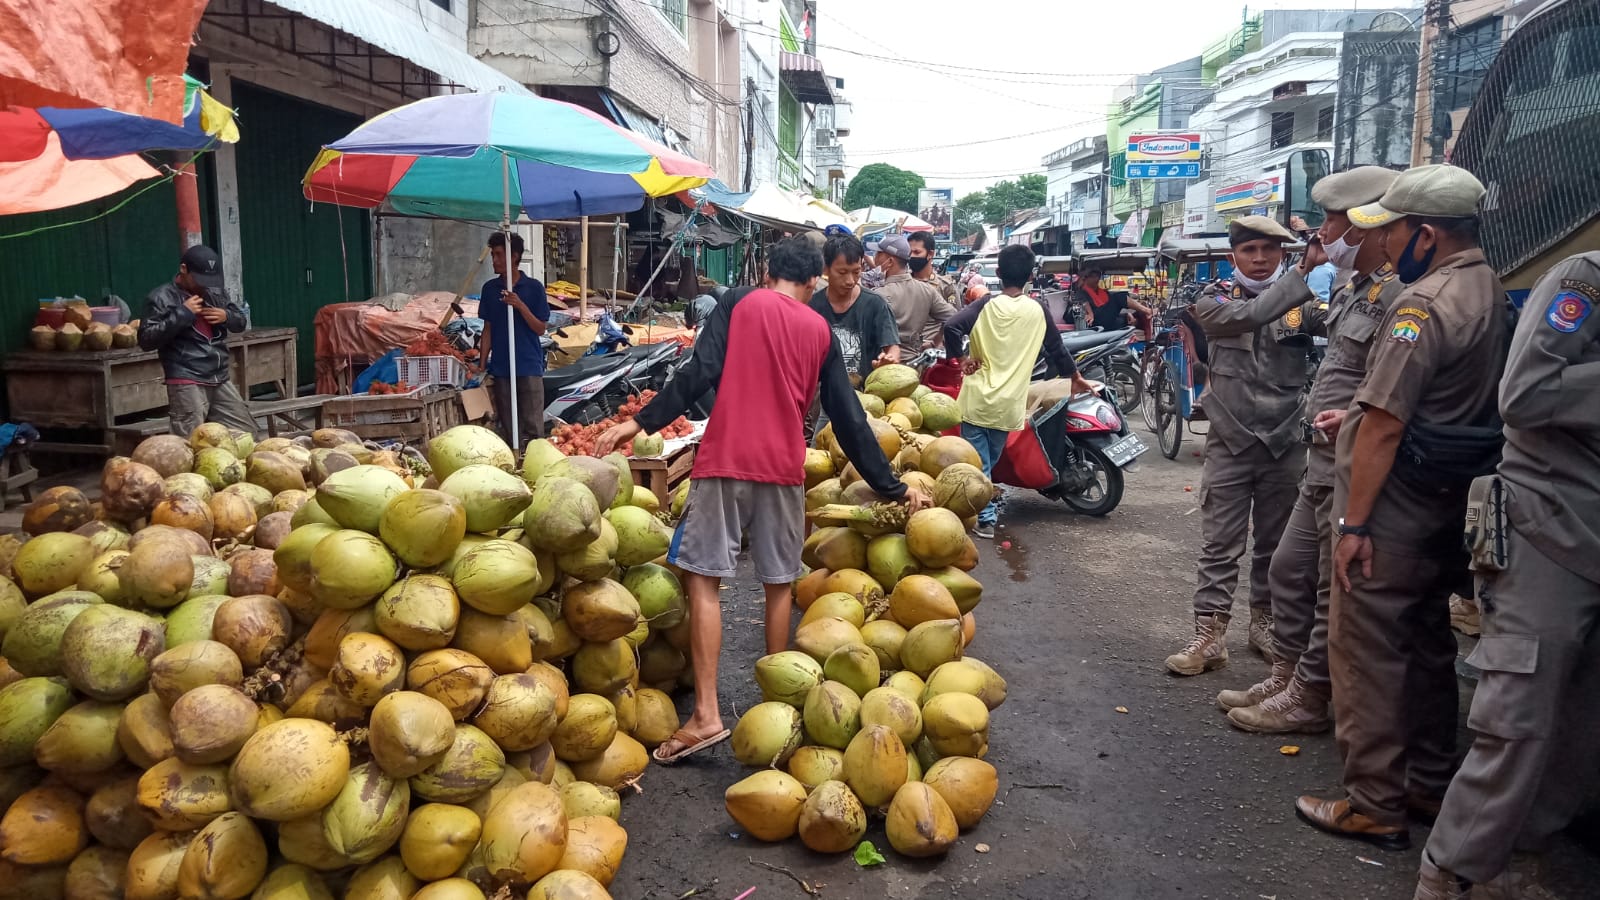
[609,424,1600,900]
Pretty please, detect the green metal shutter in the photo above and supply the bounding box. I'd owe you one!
[232,82,372,387]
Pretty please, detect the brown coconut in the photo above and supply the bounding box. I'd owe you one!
[132,435,195,479]
[149,493,214,540]
[226,548,281,597]
[100,458,165,523]
[22,486,94,536]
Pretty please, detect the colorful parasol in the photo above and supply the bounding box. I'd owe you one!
[0,132,161,215]
[302,92,713,221]
[0,75,240,163]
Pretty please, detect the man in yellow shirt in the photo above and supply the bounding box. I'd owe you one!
[943,244,1091,537]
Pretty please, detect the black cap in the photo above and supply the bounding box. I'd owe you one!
[181,245,225,290]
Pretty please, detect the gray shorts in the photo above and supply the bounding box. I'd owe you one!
[669,477,805,584]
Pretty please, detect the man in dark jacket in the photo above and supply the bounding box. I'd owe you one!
[139,245,255,437]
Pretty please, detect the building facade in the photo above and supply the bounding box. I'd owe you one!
[1041,136,1110,254]
[1412,0,1540,165]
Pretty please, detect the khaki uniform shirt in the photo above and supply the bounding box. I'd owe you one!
[1334,248,1508,555]
[921,271,960,309]
[1189,270,1318,459]
[879,272,955,355]
[1498,252,1600,584]
[1303,264,1404,487]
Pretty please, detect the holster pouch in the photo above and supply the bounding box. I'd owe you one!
[1464,474,1508,574]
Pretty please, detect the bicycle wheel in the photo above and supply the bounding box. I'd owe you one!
[1110,360,1142,413]
[1155,363,1183,460]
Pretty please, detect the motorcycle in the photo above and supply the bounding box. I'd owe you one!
[540,323,684,428]
[1034,327,1142,411]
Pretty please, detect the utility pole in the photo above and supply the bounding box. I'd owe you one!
[1425,0,1453,163]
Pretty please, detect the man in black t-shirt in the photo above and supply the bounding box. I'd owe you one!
[808,234,900,384]
[1075,268,1150,331]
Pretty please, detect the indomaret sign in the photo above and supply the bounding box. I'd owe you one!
[1125,132,1202,180]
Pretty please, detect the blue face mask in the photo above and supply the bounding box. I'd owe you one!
[1396,226,1436,284]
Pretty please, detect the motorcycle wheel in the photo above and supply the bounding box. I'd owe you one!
[1058,444,1124,517]
[1154,362,1183,460]
[1109,361,1141,412]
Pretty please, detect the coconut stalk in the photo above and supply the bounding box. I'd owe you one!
[806,503,909,533]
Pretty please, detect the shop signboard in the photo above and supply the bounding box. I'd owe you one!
[1215,175,1282,212]
[1125,132,1202,179]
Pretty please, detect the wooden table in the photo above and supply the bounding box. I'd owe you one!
[4,327,298,454]
[629,444,697,507]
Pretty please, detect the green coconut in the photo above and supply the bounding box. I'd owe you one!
[604,506,670,568]
[164,472,213,502]
[520,439,567,486]
[917,392,961,433]
[12,531,94,598]
[273,523,340,595]
[823,642,881,698]
[553,518,618,582]
[162,594,231,647]
[864,363,921,401]
[621,563,684,629]
[439,465,534,533]
[901,619,964,678]
[375,575,460,651]
[118,536,193,609]
[753,651,824,708]
[0,576,23,641]
[308,530,398,610]
[0,677,75,766]
[866,534,919,591]
[803,680,862,750]
[410,724,506,803]
[934,462,995,518]
[451,539,542,616]
[321,762,410,864]
[522,477,601,553]
[731,701,804,767]
[544,457,621,510]
[60,605,164,701]
[317,466,409,534]
[2,590,102,676]
[379,490,468,569]
[429,425,515,481]
[34,702,126,776]
[925,566,983,615]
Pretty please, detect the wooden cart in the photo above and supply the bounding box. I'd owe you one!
[3,327,299,454]
[629,444,696,508]
[321,385,465,443]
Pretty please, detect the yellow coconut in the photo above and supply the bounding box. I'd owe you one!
[476,781,567,885]
[571,638,637,696]
[793,616,863,665]
[125,832,189,900]
[117,693,175,769]
[136,758,231,830]
[723,770,807,842]
[556,815,627,887]
[888,575,961,629]
[842,723,909,809]
[900,619,964,678]
[451,608,532,675]
[230,718,350,821]
[798,779,869,853]
[0,784,86,865]
[559,782,621,821]
[344,856,422,900]
[251,864,334,900]
[410,724,505,804]
[399,803,481,881]
[568,732,649,790]
[860,619,908,671]
[329,632,407,707]
[823,642,880,698]
[885,782,958,857]
[921,691,990,758]
[321,762,409,865]
[731,701,804,767]
[922,756,999,830]
[550,694,618,763]
[526,661,571,718]
[85,776,153,851]
[374,574,460,652]
[786,745,846,790]
[406,649,494,720]
[177,812,268,899]
[473,673,559,752]
[526,870,609,900]
[860,686,924,748]
[411,878,485,900]
[169,684,259,765]
[798,591,866,629]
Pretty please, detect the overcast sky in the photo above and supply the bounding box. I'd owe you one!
[818,0,1419,199]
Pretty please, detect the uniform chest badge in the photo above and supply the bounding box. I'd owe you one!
[1546,291,1592,333]
[1390,319,1422,343]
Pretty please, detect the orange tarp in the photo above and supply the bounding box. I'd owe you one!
[0,131,159,214]
[313,292,479,394]
[0,0,208,121]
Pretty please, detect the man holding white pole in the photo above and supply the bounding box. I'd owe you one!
[477,231,550,448]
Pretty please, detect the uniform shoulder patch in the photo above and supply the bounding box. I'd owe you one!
[1284,307,1303,328]
[1546,291,1592,333]
[1390,318,1422,343]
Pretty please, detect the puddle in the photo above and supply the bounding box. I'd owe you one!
[997,536,1029,582]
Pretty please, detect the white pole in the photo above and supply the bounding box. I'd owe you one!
[503,152,519,451]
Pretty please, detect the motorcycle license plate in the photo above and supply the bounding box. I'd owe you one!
[1103,434,1148,467]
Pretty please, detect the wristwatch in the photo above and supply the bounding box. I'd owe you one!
[1337,518,1371,537]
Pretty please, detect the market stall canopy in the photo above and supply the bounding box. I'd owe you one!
[303,92,714,220]
[685,182,856,232]
[1007,216,1051,245]
[852,206,935,233]
[0,0,207,120]
[0,132,161,215]
[0,76,240,163]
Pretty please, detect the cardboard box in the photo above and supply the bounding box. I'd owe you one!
[459,386,493,422]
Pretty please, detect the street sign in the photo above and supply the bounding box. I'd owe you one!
[1126,162,1200,179]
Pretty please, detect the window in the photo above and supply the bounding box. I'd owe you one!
[1443,17,1502,112]
[779,85,800,156]
[779,14,801,53]
[652,0,687,36]
[1270,111,1295,149]
[1316,106,1334,141]
[427,0,449,8]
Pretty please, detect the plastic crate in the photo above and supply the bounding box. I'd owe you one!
[396,355,468,389]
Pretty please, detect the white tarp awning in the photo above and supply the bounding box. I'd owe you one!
[267,0,534,97]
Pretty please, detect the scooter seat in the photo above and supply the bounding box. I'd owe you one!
[1060,327,1133,354]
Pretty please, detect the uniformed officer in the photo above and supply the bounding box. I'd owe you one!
[1219,166,1405,732]
[1165,215,1314,676]
[1413,252,1600,899]
[907,231,960,312]
[1296,165,1508,851]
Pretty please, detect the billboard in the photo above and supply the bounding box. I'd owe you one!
[1215,175,1282,212]
[916,188,954,241]
[1125,132,1203,180]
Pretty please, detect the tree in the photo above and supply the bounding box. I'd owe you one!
[954,191,988,240]
[980,174,1048,224]
[842,163,926,214]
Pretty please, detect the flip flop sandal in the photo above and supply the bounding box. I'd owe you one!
[652,727,731,765]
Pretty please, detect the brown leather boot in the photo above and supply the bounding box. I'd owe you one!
[1475,854,1562,900]
[1165,614,1230,676]
[1294,795,1409,851]
[1247,608,1275,656]
[1216,657,1294,711]
[1227,676,1331,733]
[1413,852,1472,900]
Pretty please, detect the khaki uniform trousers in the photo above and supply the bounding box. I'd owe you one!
[1425,525,1600,883]
[1267,479,1335,694]
[1329,543,1464,826]
[1191,437,1303,617]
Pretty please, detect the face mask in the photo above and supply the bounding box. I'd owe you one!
[1396,227,1437,284]
[1322,229,1361,270]
[908,257,931,274]
[1232,263,1285,296]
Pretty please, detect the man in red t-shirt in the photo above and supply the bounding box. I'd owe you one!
[597,236,932,764]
